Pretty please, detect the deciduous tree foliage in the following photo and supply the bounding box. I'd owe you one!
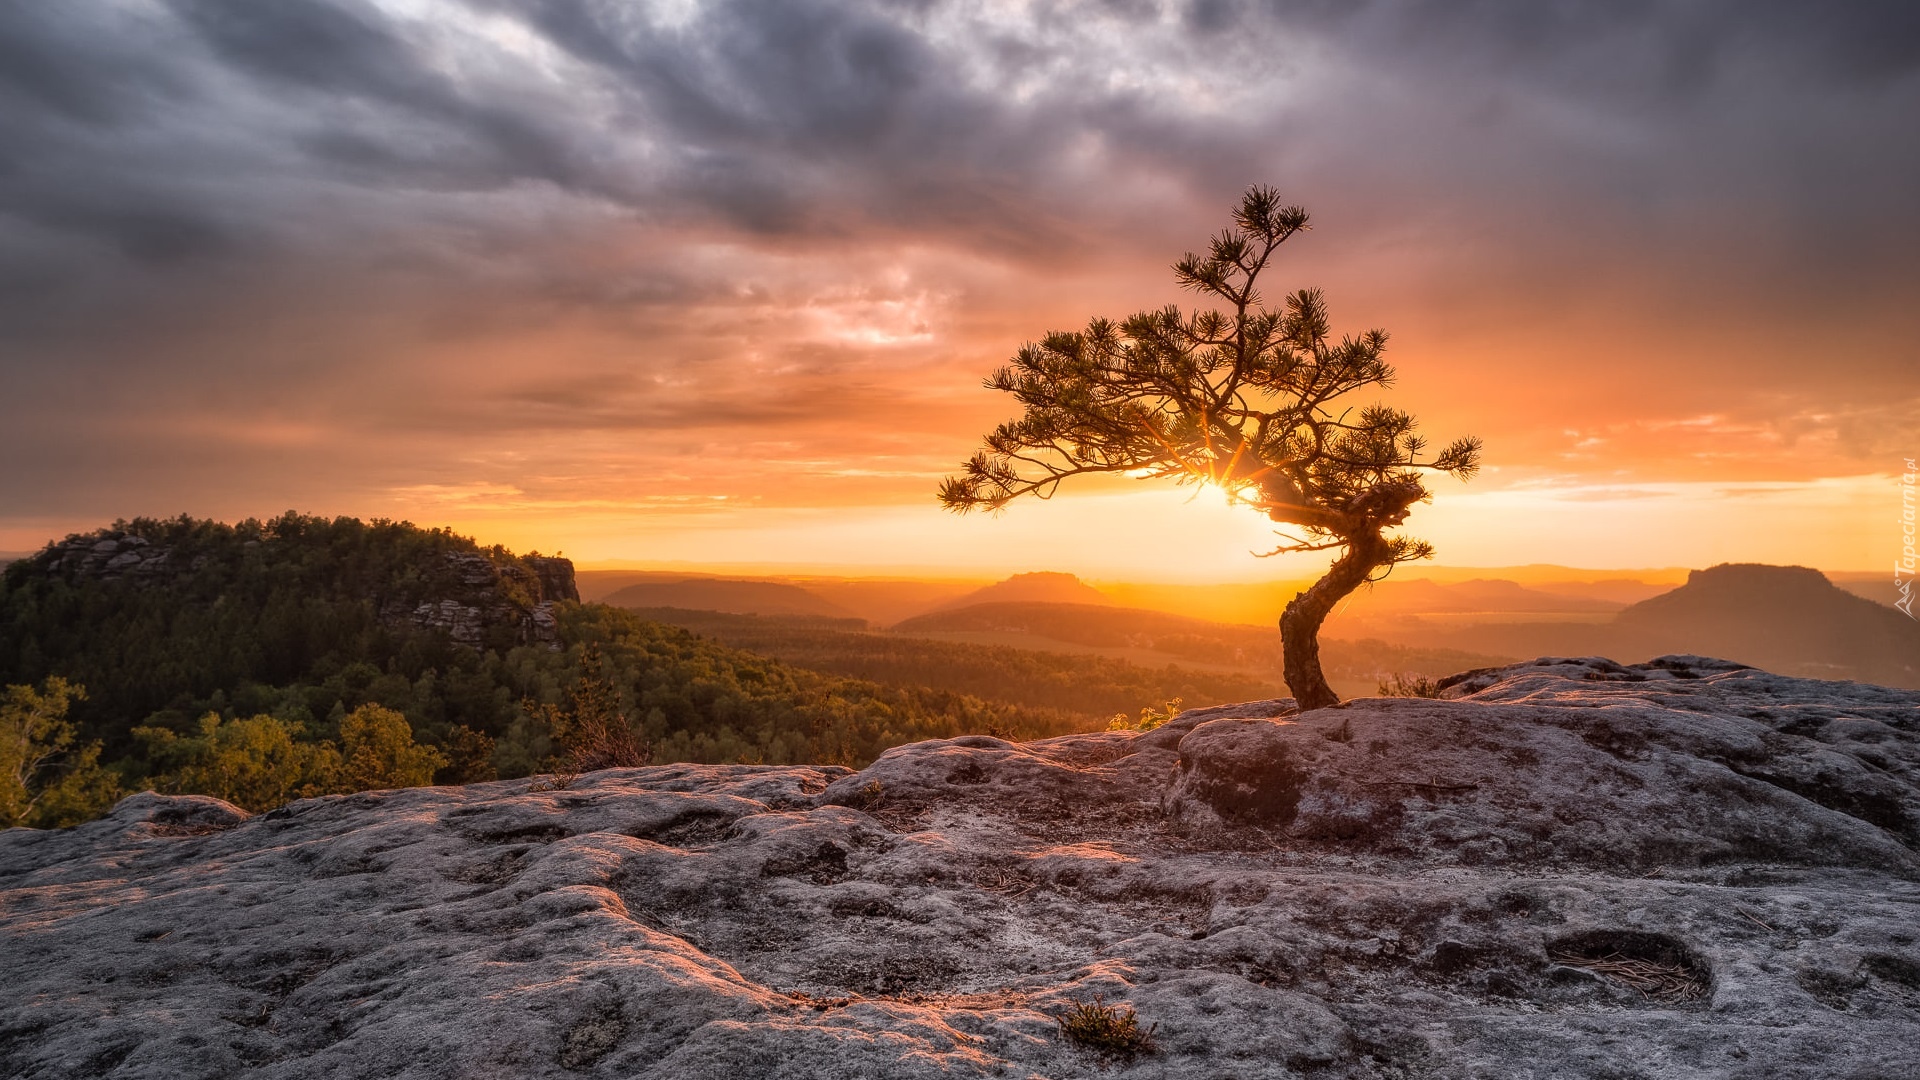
[0,677,120,828]
[130,704,448,812]
[942,187,1481,709]
[134,713,345,813]
[338,705,448,793]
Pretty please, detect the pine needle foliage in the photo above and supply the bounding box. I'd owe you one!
[942,187,1481,709]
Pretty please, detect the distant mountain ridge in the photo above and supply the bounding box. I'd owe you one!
[575,563,1914,689]
[1331,577,1625,617]
[897,600,1211,647]
[928,571,1111,614]
[602,579,859,620]
[892,599,1514,697]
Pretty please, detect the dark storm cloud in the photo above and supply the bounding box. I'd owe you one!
[1324,0,1920,88]
[486,0,1121,247]
[0,5,193,125]
[4,0,1911,284]
[166,0,616,198]
[522,0,940,150]
[0,4,233,267]
[166,0,428,99]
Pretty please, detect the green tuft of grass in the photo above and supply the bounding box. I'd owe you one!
[1056,996,1157,1060]
[1107,697,1184,732]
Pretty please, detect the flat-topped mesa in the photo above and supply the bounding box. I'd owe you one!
[1611,564,1920,686]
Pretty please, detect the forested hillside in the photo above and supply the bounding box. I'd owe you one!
[890,600,1512,692]
[0,513,574,756]
[600,578,859,618]
[0,515,1087,827]
[622,608,1284,715]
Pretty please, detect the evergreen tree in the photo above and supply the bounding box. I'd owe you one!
[941,187,1481,709]
[530,644,651,785]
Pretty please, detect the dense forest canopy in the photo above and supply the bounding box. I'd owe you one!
[1,513,558,750]
[619,607,1286,717]
[0,514,1122,826]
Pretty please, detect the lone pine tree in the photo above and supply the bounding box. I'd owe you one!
[940,187,1481,710]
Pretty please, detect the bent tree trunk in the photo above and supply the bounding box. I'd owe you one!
[1279,531,1390,711]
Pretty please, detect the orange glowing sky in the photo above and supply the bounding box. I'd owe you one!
[3,1,1916,581]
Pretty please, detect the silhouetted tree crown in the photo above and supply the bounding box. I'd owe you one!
[941,186,1481,709]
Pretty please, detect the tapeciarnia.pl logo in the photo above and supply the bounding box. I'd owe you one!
[1899,457,1916,619]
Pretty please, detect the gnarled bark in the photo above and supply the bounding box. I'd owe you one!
[1279,530,1391,711]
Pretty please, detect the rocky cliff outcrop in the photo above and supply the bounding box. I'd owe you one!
[380,550,579,649]
[33,529,578,649]
[3,656,1916,1078]
[40,530,174,580]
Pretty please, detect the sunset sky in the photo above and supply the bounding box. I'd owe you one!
[3,1,1916,580]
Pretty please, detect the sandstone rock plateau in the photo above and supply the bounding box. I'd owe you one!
[31,529,579,650]
[4,657,1917,1078]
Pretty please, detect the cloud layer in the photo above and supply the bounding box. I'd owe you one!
[3,0,1917,561]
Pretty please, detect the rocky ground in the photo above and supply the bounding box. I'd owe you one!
[3,656,1917,1079]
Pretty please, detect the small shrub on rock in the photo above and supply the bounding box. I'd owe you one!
[527,645,652,788]
[1377,673,1441,698]
[1108,697,1183,732]
[839,780,885,811]
[1056,996,1156,1061]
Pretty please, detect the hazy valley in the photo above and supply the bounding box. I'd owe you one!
[581,564,1920,699]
